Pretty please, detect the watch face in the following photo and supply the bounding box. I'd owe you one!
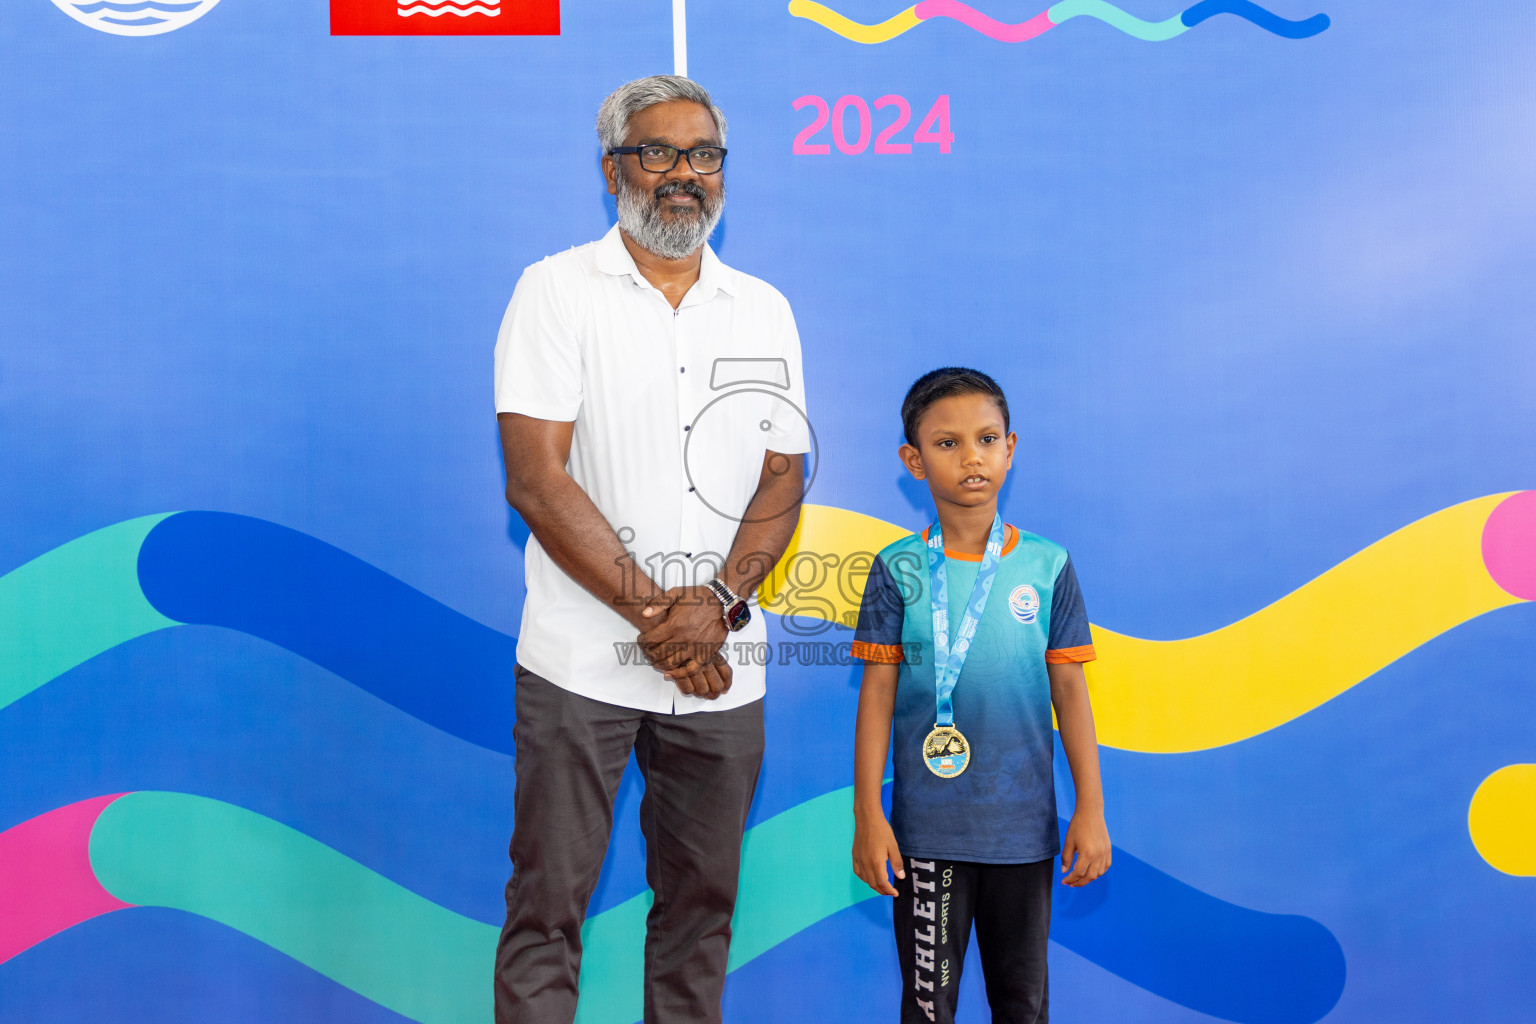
[725,599,751,632]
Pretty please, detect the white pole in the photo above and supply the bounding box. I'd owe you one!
[672,0,688,77]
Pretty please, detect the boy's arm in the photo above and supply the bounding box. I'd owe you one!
[1049,660,1112,887]
[853,661,905,896]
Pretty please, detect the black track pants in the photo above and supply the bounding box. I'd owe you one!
[891,856,1054,1024]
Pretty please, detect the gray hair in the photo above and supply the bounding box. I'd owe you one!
[596,75,727,153]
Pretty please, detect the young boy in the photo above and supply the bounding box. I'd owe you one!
[851,367,1111,1024]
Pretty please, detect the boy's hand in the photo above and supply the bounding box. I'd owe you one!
[852,814,905,897]
[1060,810,1111,887]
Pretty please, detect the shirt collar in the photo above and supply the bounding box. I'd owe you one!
[594,223,738,302]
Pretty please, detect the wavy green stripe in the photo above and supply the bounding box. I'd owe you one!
[574,890,654,1024]
[91,792,495,1024]
[91,788,873,1024]
[573,785,868,1024]
[0,515,178,711]
[1047,0,1188,39]
[730,785,868,966]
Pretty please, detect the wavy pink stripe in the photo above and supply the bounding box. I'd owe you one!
[1484,491,1536,600]
[914,0,1056,42]
[0,794,134,963]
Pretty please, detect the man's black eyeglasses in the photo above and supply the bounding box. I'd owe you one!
[609,144,727,174]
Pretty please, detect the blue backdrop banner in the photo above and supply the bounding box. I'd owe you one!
[3,1,1535,1022]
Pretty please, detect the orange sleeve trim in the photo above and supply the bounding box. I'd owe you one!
[1045,644,1097,664]
[851,641,905,664]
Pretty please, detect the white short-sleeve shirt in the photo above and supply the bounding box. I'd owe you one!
[494,225,812,713]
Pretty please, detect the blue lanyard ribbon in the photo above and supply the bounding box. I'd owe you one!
[925,514,1006,727]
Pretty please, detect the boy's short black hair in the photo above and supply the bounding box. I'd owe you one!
[901,367,1011,446]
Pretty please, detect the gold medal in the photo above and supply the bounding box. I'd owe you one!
[922,724,971,779]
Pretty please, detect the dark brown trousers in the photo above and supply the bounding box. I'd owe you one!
[494,666,765,1024]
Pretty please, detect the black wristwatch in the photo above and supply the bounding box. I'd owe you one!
[705,577,751,632]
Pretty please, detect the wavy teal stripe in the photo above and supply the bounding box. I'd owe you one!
[89,789,872,1024]
[730,785,867,965]
[0,515,178,711]
[574,892,652,1024]
[1047,0,1187,40]
[572,785,869,1024]
[91,791,493,1024]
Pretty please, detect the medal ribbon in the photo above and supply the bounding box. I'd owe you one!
[925,513,1006,728]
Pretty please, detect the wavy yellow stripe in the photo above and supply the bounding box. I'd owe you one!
[759,505,912,629]
[1089,494,1520,751]
[758,494,1525,753]
[786,0,923,42]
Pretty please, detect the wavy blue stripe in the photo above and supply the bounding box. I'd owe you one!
[10,537,1521,1021]
[1,909,417,1024]
[99,14,168,23]
[0,613,1350,1020]
[14,509,1349,1021]
[0,629,519,923]
[74,1,201,12]
[136,513,519,756]
[125,510,1347,1021]
[1179,0,1330,38]
[120,511,868,833]
[1053,816,1345,1023]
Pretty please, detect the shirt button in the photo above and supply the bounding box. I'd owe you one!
[683,425,690,431]
[680,366,686,373]
[688,486,695,492]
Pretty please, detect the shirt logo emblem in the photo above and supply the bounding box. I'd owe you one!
[49,0,222,36]
[1008,584,1039,624]
[330,0,559,34]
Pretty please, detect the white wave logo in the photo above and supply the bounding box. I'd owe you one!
[1008,584,1039,625]
[397,0,500,16]
[49,0,222,35]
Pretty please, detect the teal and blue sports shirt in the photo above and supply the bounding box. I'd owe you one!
[852,525,1096,864]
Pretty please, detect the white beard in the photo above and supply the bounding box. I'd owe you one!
[615,167,725,261]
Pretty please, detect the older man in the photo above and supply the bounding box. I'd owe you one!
[492,76,810,1023]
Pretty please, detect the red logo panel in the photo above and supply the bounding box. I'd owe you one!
[331,0,559,35]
